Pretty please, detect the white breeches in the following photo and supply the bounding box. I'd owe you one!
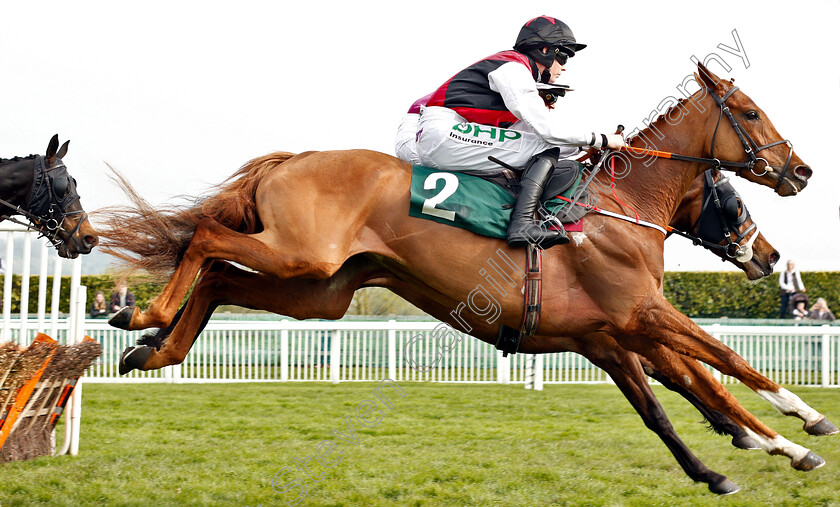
[397,106,579,173]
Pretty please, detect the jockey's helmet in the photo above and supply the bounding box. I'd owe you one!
[514,16,586,69]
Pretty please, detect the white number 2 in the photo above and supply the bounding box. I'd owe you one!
[421,172,459,221]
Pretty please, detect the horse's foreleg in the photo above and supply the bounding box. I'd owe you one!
[618,332,826,471]
[576,335,738,495]
[628,295,838,437]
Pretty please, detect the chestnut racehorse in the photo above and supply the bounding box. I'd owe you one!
[100,65,832,493]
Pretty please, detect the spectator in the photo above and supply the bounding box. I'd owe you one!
[778,260,805,318]
[792,300,809,320]
[110,283,136,313]
[89,290,109,319]
[808,298,836,321]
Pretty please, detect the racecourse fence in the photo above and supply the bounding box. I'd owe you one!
[2,319,831,387]
[2,228,838,388]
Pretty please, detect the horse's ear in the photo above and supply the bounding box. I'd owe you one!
[56,140,70,160]
[46,134,60,165]
[696,62,724,93]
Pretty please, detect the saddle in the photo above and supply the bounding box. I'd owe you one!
[463,159,593,224]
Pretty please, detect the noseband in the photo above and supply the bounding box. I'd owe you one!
[0,155,87,249]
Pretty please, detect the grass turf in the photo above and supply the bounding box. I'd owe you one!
[0,382,838,506]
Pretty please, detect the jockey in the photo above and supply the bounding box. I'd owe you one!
[395,16,625,248]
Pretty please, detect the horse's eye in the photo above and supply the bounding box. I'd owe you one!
[744,110,760,121]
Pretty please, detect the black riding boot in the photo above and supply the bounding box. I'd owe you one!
[507,151,570,248]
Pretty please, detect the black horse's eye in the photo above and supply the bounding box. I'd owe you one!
[744,110,760,121]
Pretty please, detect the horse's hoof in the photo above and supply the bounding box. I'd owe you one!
[731,434,761,450]
[119,346,153,375]
[709,478,740,495]
[804,417,840,436]
[792,451,826,471]
[109,306,135,330]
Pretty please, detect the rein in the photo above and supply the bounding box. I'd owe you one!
[553,169,759,262]
[616,84,795,191]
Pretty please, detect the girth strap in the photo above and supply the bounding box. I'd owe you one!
[520,244,543,338]
[495,243,543,357]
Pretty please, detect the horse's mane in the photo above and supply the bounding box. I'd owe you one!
[626,78,735,146]
[96,151,298,283]
[0,154,37,163]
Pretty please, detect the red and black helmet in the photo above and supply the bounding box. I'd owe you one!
[514,16,586,68]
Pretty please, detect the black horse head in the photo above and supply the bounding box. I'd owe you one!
[0,135,98,258]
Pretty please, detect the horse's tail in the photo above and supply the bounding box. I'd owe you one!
[95,152,297,283]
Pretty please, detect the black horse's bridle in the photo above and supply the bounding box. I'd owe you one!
[667,169,758,261]
[0,157,86,249]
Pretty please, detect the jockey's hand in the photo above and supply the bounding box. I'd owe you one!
[605,134,626,149]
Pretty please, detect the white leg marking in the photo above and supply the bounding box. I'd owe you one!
[742,428,810,462]
[757,388,822,424]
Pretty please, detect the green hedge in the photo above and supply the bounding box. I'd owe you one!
[0,275,163,314]
[661,271,838,318]
[1,272,837,318]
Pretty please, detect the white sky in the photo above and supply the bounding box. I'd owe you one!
[1,0,838,272]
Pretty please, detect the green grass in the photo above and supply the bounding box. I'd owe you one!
[1,382,839,506]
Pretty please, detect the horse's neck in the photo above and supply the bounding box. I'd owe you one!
[0,158,36,209]
[616,97,715,226]
[670,177,704,231]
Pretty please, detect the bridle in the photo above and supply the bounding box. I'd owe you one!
[707,84,795,192]
[617,81,796,193]
[0,156,87,250]
[667,170,758,262]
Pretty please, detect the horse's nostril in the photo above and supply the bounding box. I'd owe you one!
[85,235,99,248]
[794,165,812,180]
[769,251,780,267]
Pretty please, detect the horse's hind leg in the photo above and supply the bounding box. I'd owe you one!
[628,295,838,437]
[640,360,759,450]
[111,217,350,331]
[121,258,375,372]
[576,335,738,495]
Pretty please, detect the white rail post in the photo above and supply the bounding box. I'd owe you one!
[49,257,62,338]
[497,351,510,384]
[36,241,49,334]
[388,320,397,381]
[58,284,87,456]
[67,256,82,346]
[69,284,87,455]
[534,354,544,391]
[19,231,32,345]
[525,354,535,390]
[280,320,289,381]
[330,329,341,384]
[822,325,831,388]
[2,231,14,342]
